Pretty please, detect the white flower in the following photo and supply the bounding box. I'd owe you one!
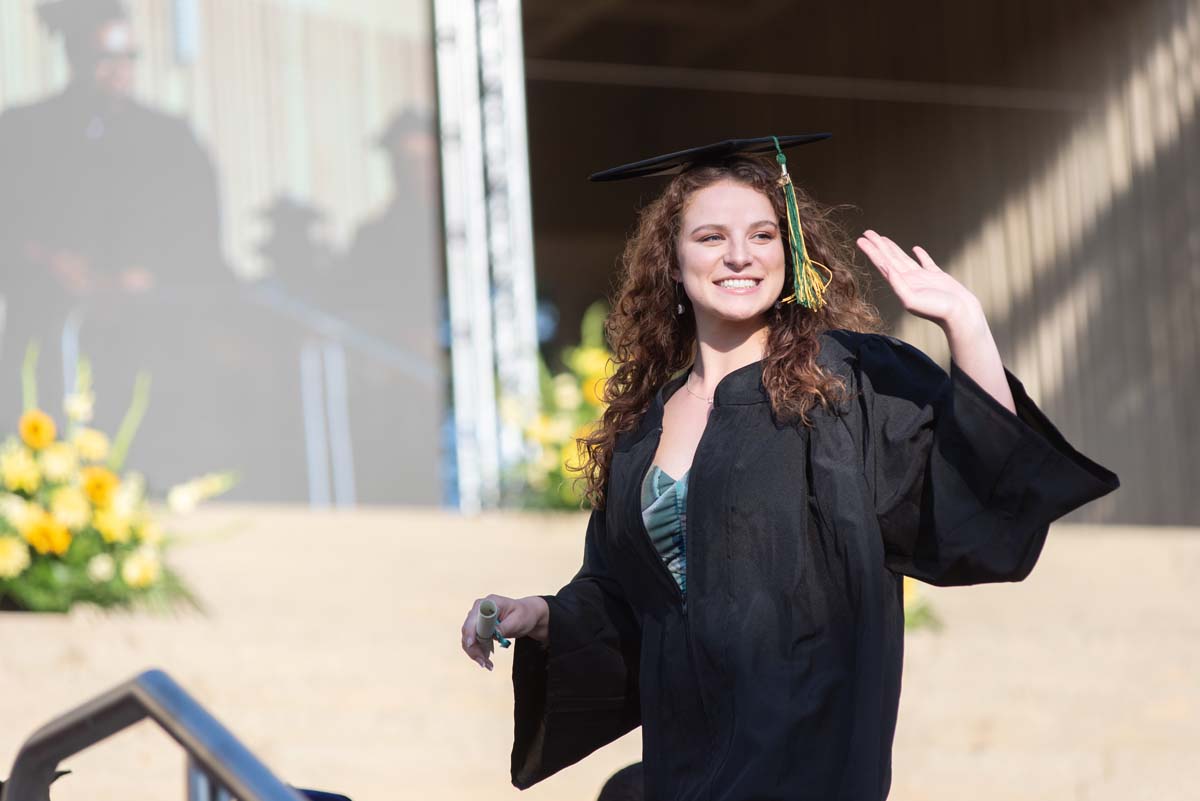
[63,391,95,424]
[121,547,160,588]
[86,553,116,583]
[72,428,110,462]
[50,486,90,530]
[112,472,145,518]
[167,484,200,514]
[39,442,78,483]
[0,493,32,529]
[553,373,583,411]
[168,472,234,514]
[0,536,30,579]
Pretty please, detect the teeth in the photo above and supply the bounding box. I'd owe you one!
[718,279,758,288]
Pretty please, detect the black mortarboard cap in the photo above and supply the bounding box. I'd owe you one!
[37,0,128,37]
[588,133,830,182]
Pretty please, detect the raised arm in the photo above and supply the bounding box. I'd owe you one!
[856,229,1015,414]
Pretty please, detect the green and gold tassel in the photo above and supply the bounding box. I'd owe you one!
[772,136,832,310]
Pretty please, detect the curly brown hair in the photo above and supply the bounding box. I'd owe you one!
[576,156,882,509]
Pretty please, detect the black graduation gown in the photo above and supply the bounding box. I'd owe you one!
[509,329,1119,801]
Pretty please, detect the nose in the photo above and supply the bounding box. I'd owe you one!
[723,238,752,269]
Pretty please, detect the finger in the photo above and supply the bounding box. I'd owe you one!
[864,230,907,273]
[461,598,485,652]
[465,636,495,661]
[912,245,943,272]
[856,236,892,278]
[879,235,921,271]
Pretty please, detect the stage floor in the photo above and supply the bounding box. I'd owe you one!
[1,505,1193,800]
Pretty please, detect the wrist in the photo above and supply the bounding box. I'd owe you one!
[938,295,987,341]
[523,595,550,643]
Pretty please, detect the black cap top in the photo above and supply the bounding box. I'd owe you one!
[588,134,831,182]
[37,0,128,37]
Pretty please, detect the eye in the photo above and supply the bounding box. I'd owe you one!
[753,231,775,241]
[700,233,723,243]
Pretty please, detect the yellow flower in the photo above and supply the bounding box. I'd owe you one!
[581,373,608,407]
[50,486,91,530]
[903,576,919,609]
[526,413,573,446]
[18,409,56,450]
[0,536,31,579]
[23,508,72,556]
[121,547,160,588]
[569,346,611,378]
[72,428,110,463]
[93,508,132,544]
[0,444,41,493]
[39,442,78,484]
[559,439,581,474]
[81,465,119,507]
[559,423,597,475]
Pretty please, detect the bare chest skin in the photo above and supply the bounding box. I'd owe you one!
[650,388,712,478]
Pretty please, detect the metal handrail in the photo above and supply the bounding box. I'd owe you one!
[1,669,306,801]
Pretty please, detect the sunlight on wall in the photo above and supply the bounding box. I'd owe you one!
[897,4,1199,407]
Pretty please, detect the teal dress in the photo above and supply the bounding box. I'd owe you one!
[640,464,688,600]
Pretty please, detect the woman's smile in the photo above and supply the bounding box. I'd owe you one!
[713,276,763,293]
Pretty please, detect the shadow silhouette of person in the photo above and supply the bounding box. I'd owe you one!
[331,108,445,505]
[256,194,336,305]
[342,108,441,349]
[0,0,229,419]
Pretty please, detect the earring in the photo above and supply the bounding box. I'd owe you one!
[675,282,685,316]
[773,300,782,311]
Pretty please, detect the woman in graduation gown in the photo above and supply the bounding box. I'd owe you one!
[460,137,1119,801]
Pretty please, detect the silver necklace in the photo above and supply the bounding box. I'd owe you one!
[684,373,713,404]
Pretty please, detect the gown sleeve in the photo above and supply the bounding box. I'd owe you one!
[855,334,1120,586]
[510,508,641,788]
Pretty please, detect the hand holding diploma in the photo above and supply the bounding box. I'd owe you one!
[461,594,550,671]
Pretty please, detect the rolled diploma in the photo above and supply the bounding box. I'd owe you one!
[476,599,500,641]
[472,599,511,652]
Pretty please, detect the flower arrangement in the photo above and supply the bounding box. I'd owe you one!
[0,346,232,613]
[514,301,612,509]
